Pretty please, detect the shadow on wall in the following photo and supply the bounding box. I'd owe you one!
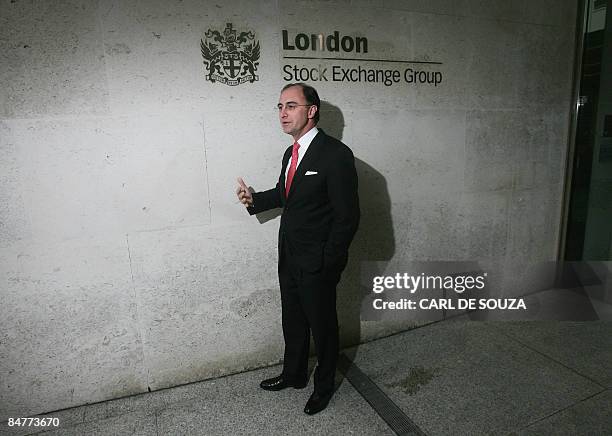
[319,101,395,380]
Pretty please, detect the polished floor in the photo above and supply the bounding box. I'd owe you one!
[1,320,611,435]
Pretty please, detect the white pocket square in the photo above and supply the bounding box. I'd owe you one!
[305,171,318,175]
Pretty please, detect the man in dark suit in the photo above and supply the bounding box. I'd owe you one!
[236,83,359,415]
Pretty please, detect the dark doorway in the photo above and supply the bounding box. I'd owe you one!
[564,0,612,260]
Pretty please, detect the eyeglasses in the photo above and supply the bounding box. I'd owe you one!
[276,103,313,112]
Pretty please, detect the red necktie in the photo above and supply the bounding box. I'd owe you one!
[285,142,300,196]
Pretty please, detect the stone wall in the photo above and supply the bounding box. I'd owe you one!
[0,0,577,417]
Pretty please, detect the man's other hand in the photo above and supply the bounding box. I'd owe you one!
[236,177,254,207]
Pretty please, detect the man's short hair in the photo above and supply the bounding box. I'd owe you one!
[282,82,320,123]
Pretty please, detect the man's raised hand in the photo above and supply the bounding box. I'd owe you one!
[236,177,254,207]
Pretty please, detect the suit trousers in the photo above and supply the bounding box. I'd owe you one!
[278,240,340,396]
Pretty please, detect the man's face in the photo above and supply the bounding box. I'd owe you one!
[278,86,317,139]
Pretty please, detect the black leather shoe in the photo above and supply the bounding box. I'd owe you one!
[260,375,308,391]
[303,392,332,415]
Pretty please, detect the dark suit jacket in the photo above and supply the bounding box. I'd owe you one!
[248,130,360,275]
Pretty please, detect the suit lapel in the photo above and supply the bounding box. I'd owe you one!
[280,145,292,202]
[286,131,324,200]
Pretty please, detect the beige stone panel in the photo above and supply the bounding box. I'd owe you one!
[0,113,209,243]
[503,187,562,296]
[342,109,466,204]
[465,110,566,193]
[0,236,146,419]
[464,19,526,110]
[127,222,282,389]
[0,121,32,245]
[0,0,109,118]
[464,15,574,111]
[383,0,469,16]
[515,23,576,110]
[458,190,512,261]
[466,0,578,28]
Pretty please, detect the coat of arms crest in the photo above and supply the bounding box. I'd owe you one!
[200,23,260,86]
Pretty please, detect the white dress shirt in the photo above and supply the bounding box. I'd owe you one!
[285,126,319,179]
